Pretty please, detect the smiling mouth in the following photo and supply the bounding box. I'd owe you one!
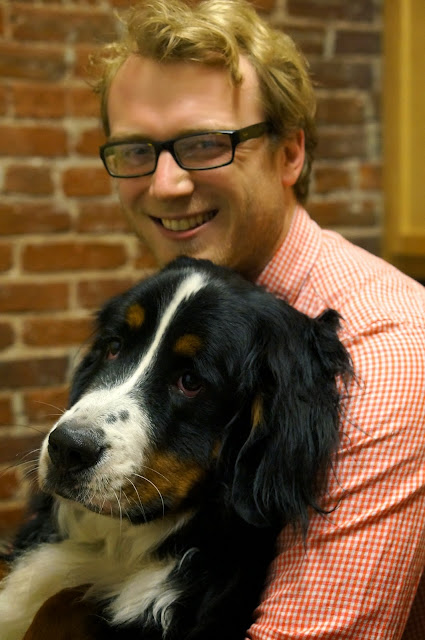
[155,210,217,232]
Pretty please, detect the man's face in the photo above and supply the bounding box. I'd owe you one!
[106,54,302,280]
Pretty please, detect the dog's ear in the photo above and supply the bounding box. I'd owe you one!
[227,303,352,531]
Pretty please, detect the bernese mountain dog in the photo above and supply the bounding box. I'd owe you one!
[0,256,351,640]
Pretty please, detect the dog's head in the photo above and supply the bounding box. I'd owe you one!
[38,257,351,530]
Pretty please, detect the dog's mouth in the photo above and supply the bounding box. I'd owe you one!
[43,476,164,523]
[40,452,209,524]
[39,465,163,523]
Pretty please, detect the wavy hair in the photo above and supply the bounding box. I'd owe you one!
[90,0,317,203]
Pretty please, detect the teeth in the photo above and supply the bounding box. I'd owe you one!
[161,211,215,231]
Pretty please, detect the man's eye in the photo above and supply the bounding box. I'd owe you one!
[121,144,151,164]
[105,338,122,361]
[193,139,219,150]
[181,134,229,157]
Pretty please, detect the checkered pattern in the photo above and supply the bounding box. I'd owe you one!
[248,207,425,639]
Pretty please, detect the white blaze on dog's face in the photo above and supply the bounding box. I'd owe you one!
[38,265,246,522]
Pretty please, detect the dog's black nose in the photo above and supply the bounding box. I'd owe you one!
[48,423,104,474]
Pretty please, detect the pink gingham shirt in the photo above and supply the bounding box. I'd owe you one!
[248,206,425,639]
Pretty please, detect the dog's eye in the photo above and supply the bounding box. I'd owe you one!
[177,371,204,398]
[105,338,122,361]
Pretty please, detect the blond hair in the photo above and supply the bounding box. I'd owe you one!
[91,0,317,203]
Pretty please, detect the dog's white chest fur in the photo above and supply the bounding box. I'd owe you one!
[0,503,184,640]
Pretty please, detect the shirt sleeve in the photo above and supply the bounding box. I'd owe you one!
[246,319,425,640]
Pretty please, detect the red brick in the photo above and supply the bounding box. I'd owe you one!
[0,397,13,427]
[68,86,99,118]
[284,25,325,56]
[0,357,68,390]
[77,202,130,233]
[134,244,159,270]
[62,167,111,197]
[74,45,101,80]
[0,503,26,537]
[316,128,367,160]
[4,165,54,196]
[314,166,351,193]
[0,43,67,82]
[0,283,69,313]
[335,29,381,56]
[309,61,373,90]
[0,322,14,351]
[75,127,105,156]
[0,85,7,116]
[308,198,376,228]
[0,125,67,157]
[0,433,43,464]
[0,243,12,271]
[111,0,139,5]
[0,469,20,501]
[0,202,70,235]
[11,6,118,45]
[12,84,66,119]
[78,278,136,309]
[316,95,365,125]
[23,387,69,424]
[22,241,127,272]
[23,316,93,347]
[348,233,381,256]
[248,0,276,11]
[69,0,103,7]
[287,0,375,21]
[359,163,382,190]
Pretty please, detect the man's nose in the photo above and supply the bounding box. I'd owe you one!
[148,151,195,199]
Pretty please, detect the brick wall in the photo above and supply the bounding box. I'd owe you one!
[0,0,383,536]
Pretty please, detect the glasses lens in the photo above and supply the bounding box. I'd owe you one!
[104,142,156,177]
[175,133,233,169]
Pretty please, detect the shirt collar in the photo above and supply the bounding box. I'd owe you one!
[256,206,322,306]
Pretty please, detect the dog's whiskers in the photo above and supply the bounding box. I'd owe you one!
[0,450,41,483]
[33,401,67,417]
[111,487,123,531]
[124,476,147,523]
[22,464,39,486]
[18,448,42,463]
[18,424,48,436]
[141,465,170,482]
[0,457,37,480]
[133,473,165,518]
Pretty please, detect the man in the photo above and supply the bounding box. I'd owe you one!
[48,0,425,637]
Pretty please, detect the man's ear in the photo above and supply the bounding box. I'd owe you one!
[279,129,305,187]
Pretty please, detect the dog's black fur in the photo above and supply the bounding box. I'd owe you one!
[0,257,351,639]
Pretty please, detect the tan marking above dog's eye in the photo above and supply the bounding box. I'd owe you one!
[173,334,203,357]
[126,304,145,329]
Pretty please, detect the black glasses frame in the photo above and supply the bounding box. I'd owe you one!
[99,121,270,178]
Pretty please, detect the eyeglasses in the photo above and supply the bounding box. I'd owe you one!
[99,122,270,178]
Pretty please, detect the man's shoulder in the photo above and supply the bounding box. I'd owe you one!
[309,229,425,331]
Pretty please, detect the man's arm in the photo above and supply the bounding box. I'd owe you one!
[248,320,425,639]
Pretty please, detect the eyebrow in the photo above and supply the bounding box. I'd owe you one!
[107,126,236,144]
